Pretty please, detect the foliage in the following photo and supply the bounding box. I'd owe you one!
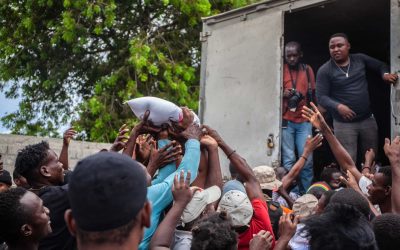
[0,0,259,141]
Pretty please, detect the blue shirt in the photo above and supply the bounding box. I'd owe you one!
[139,139,200,250]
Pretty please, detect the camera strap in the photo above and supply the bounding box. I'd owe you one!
[288,67,298,89]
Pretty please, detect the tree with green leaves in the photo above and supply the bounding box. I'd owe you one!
[0,0,258,141]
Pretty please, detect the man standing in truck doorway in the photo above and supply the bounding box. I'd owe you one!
[317,33,398,164]
[282,41,316,194]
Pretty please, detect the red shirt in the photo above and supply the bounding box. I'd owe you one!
[282,64,316,123]
[238,198,276,250]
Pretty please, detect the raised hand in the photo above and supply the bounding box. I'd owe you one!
[384,136,400,167]
[201,125,224,146]
[302,102,331,133]
[135,134,155,162]
[278,213,299,240]
[180,124,202,140]
[172,170,193,205]
[249,230,273,250]
[200,135,218,149]
[132,110,162,136]
[303,134,323,155]
[63,127,77,146]
[339,170,359,190]
[110,124,130,152]
[147,141,182,175]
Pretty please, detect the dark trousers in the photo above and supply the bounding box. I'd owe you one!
[333,116,378,165]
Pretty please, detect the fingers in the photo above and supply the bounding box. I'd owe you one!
[339,175,349,186]
[143,110,150,121]
[292,215,299,225]
[159,141,175,152]
[173,172,179,189]
[179,170,185,185]
[185,171,191,187]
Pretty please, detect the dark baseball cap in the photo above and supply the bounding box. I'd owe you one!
[68,152,148,232]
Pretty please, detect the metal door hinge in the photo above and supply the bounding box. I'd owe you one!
[200,31,212,42]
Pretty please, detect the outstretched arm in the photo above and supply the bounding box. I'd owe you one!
[281,134,323,191]
[150,171,193,250]
[383,136,400,214]
[302,103,362,182]
[59,128,77,170]
[202,125,263,200]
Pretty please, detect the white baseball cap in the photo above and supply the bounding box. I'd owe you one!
[181,186,221,223]
[217,190,253,227]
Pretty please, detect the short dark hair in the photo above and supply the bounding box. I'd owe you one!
[320,167,341,183]
[303,203,377,250]
[330,188,371,219]
[321,190,336,206]
[14,141,50,185]
[0,188,28,245]
[372,213,400,250]
[229,163,237,178]
[330,33,349,41]
[76,217,137,245]
[191,211,237,250]
[377,166,392,187]
[12,169,21,179]
[285,41,302,52]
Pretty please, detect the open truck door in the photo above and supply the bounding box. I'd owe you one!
[199,0,332,177]
[391,0,400,137]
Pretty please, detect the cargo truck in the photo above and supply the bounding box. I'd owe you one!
[199,0,400,177]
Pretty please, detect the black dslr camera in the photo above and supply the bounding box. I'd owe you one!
[287,88,304,111]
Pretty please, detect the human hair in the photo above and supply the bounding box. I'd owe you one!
[191,211,237,250]
[330,33,349,41]
[76,217,137,245]
[14,141,50,185]
[377,166,392,187]
[303,203,377,250]
[229,163,238,179]
[12,168,22,179]
[285,41,302,52]
[321,190,335,206]
[0,187,28,245]
[372,213,400,250]
[320,167,341,183]
[330,188,371,219]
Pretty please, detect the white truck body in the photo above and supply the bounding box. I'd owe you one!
[199,0,400,177]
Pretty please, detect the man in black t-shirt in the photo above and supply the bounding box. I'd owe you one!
[316,33,398,163]
[14,141,75,250]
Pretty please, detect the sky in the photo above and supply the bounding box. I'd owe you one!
[0,91,20,133]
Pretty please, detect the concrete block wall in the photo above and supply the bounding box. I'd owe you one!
[0,134,112,173]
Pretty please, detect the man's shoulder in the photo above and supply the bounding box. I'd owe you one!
[317,60,332,74]
[38,184,69,201]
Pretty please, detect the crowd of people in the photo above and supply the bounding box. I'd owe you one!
[0,33,400,250]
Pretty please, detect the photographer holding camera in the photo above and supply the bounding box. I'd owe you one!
[282,41,316,195]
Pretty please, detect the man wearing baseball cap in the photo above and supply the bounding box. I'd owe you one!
[202,125,275,250]
[64,152,151,250]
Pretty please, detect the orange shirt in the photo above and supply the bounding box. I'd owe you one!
[282,64,316,123]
